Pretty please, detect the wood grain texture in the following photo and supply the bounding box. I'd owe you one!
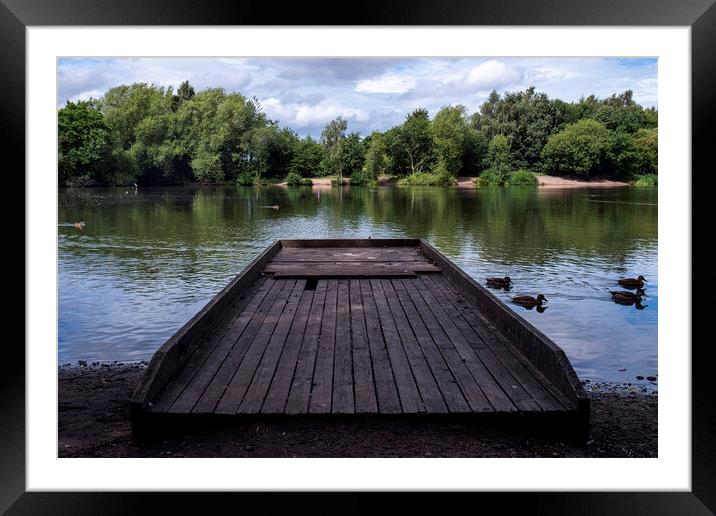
[138,240,585,433]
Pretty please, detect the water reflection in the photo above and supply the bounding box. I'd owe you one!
[58,184,657,383]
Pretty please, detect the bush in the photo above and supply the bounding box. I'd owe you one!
[236,170,255,185]
[505,169,538,186]
[284,172,312,185]
[475,168,507,187]
[349,169,377,186]
[633,174,657,187]
[398,165,456,186]
[540,119,613,177]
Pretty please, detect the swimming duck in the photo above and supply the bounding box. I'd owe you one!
[618,275,647,289]
[512,294,547,308]
[610,289,646,302]
[486,276,512,288]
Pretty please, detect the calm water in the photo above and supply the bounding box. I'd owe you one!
[58,185,658,384]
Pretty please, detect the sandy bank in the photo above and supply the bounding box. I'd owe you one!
[535,175,630,188]
[277,176,630,189]
[59,362,656,458]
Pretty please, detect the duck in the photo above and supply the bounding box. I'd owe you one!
[618,275,647,289]
[486,276,512,288]
[610,289,646,302]
[512,294,547,308]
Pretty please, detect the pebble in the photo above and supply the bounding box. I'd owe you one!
[636,376,644,380]
[646,376,656,382]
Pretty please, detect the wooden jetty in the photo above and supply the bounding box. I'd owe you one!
[131,239,589,439]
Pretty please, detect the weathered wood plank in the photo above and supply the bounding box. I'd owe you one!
[420,275,543,412]
[399,278,495,412]
[431,276,569,410]
[272,248,428,262]
[409,277,517,413]
[188,280,295,414]
[271,269,420,278]
[279,239,421,248]
[150,276,268,412]
[132,240,281,415]
[418,239,587,412]
[285,280,328,414]
[167,277,285,414]
[390,279,471,414]
[379,279,448,414]
[266,262,440,272]
[360,279,402,414]
[348,279,379,414]
[237,280,307,414]
[332,280,355,414]
[215,280,303,415]
[134,239,587,438]
[369,279,426,414]
[308,280,338,414]
[260,289,315,414]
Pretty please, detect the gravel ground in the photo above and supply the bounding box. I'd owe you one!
[58,362,657,458]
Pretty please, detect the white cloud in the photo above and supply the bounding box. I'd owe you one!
[262,97,369,130]
[57,57,657,137]
[355,74,416,94]
[464,60,522,91]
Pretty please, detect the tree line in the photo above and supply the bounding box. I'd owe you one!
[58,81,657,187]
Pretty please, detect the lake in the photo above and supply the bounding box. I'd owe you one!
[58,184,657,385]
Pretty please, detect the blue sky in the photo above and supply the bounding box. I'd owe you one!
[58,57,657,138]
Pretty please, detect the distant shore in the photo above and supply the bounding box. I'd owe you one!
[276,175,631,189]
[59,362,656,458]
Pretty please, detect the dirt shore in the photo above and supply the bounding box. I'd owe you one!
[58,363,656,458]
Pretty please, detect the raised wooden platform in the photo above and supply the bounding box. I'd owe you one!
[131,240,589,437]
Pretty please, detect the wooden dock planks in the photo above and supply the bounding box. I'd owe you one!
[136,242,585,430]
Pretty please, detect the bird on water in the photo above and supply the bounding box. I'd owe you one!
[617,275,647,289]
[486,276,512,289]
[512,294,547,308]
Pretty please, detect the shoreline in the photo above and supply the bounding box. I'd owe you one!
[275,175,631,189]
[59,362,656,458]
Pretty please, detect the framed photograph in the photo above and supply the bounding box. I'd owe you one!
[7,0,710,512]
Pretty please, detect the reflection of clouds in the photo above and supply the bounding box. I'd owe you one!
[59,186,657,381]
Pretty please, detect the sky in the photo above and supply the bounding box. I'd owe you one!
[58,57,657,138]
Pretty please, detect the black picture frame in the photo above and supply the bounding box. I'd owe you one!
[5,0,710,513]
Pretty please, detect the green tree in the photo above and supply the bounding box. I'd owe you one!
[400,108,434,176]
[171,80,196,111]
[249,125,296,182]
[461,127,488,177]
[470,87,568,169]
[483,135,512,172]
[321,117,348,181]
[632,127,658,174]
[432,105,468,175]
[541,119,613,177]
[343,132,366,176]
[363,131,389,179]
[289,136,325,177]
[58,100,113,186]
